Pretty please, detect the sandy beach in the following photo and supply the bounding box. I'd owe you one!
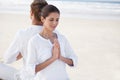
[0,13,120,80]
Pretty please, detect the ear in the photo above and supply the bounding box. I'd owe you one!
[41,16,45,23]
[30,10,33,19]
[30,10,34,16]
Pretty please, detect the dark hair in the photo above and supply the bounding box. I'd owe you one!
[41,5,60,18]
[30,0,48,21]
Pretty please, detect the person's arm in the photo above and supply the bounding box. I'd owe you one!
[35,57,55,73]
[59,56,73,66]
[35,39,60,73]
[53,38,74,66]
[16,53,22,60]
[27,38,60,74]
[4,30,23,63]
[60,36,78,67]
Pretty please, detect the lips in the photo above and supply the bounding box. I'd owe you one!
[51,26,56,29]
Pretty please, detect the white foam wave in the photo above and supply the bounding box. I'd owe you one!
[0,1,120,19]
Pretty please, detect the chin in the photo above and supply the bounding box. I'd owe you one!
[51,28,56,31]
[51,29,55,32]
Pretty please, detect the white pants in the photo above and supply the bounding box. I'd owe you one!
[0,63,18,80]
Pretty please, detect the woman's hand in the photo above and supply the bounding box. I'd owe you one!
[52,39,60,60]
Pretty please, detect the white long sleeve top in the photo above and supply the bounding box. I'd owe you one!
[4,25,43,64]
[26,33,77,80]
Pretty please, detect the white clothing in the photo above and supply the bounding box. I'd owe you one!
[3,25,59,80]
[0,63,18,80]
[4,25,43,64]
[27,33,77,80]
[4,25,59,64]
[3,25,42,80]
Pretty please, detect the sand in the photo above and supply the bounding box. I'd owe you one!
[0,13,120,80]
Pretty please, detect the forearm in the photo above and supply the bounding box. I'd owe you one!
[35,57,55,73]
[4,52,20,63]
[59,56,73,66]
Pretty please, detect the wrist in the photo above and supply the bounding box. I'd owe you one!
[59,55,64,60]
[51,56,57,61]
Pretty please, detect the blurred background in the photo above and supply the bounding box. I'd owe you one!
[0,0,120,80]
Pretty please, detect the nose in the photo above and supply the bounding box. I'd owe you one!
[53,21,58,26]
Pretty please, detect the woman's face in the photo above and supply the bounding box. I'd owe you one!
[42,12,60,31]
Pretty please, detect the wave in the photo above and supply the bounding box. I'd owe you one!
[0,1,120,19]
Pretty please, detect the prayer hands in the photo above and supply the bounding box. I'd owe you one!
[52,39,60,60]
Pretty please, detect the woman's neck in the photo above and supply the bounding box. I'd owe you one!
[40,28,53,39]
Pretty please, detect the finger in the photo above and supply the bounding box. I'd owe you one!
[55,39,59,46]
[56,43,60,48]
[54,39,60,49]
[54,39,57,43]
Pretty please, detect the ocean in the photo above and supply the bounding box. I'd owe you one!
[0,0,120,19]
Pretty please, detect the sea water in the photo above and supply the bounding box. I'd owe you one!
[0,0,120,19]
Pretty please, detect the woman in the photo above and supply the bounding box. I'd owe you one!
[27,5,77,80]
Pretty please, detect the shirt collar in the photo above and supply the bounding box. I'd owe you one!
[30,25,42,29]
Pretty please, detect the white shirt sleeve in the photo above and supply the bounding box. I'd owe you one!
[26,38,38,76]
[3,30,23,63]
[63,36,78,67]
[19,37,38,80]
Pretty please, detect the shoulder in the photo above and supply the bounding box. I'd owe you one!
[29,34,39,43]
[15,29,26,39]
[16,27,33,38]
[58,34,67,40]
[54,29,62,35]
